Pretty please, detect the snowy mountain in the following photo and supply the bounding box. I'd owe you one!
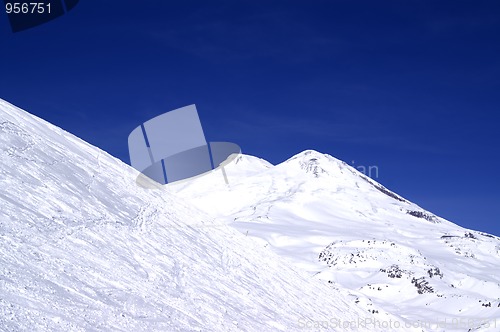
[171,151,500,331]
[2,97,499,332]
[0,98,413,331]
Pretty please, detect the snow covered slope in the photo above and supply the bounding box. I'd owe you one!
[172,151,500,331]
[0,98,406,331]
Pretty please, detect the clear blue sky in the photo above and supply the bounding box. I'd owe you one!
[1,1,499,236]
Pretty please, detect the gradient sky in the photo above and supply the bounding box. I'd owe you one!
[1,1,499,236]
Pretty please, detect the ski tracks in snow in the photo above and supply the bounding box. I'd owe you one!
[132,203,160,233]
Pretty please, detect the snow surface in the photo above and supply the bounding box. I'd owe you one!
[0,98,417,331]
[171,149,500,331]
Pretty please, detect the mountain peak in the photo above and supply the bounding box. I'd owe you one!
[280,149,344,177]
[286,149,332,162]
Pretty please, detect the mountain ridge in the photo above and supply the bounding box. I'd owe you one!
[172,145,500,331]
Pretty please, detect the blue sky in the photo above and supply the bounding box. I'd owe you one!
[1,1,499,236]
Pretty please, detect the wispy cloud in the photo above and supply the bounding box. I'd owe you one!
[144,6,341,64]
